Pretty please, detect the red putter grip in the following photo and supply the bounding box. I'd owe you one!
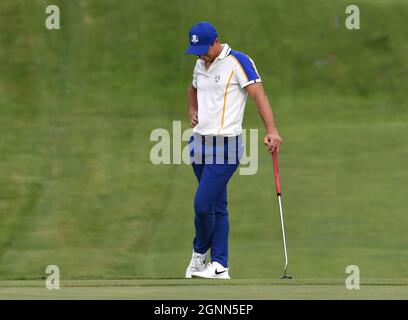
[272,151,281,195]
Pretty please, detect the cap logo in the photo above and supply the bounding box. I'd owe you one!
[191,34,199,44]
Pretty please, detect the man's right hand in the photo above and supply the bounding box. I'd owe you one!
[189,112,198,128]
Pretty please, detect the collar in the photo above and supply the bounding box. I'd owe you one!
[216,43,231,61]
[197,44,231,70]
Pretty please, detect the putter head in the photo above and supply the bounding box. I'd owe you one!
[281,275,293,280]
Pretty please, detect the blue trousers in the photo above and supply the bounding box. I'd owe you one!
[189,134,243,267]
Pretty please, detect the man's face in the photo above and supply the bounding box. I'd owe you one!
[198,40,219,62]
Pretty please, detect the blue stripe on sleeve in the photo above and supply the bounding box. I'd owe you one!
[230,50,260,81]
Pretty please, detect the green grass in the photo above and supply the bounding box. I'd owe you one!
[1,279,407,299]
[0,0,407,294]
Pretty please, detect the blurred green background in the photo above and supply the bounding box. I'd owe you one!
[0,0,407,280]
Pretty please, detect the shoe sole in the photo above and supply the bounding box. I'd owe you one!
[191,274,230,280]
[186,269,205,279]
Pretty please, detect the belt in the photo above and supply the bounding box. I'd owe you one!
[199,135,238,145]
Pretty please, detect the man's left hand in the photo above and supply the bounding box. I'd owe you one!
[264,131,283,153]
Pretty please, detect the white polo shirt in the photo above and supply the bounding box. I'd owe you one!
[191,44,261,137]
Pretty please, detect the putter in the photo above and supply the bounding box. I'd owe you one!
[272,150,292,280]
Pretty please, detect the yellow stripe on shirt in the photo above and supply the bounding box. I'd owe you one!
[218,70,235,134]
[230,55,248,82]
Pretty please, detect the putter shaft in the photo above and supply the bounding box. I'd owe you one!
[272,151,292,279]
[277,194,289,277]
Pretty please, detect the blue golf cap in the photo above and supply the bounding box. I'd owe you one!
[185,22,218,56]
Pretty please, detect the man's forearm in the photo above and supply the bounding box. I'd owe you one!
[188,85,198,127]
[253,92,278,134]
[247,85,283,152]
[188,85,198,115]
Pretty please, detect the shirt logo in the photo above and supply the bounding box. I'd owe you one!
[191,34,199,44]
[215,75,220,82]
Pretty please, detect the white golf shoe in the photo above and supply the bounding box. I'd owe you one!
[191,261,230,280]
[185,251,208,278]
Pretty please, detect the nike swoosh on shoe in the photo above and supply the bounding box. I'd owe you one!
[215,269,227,275]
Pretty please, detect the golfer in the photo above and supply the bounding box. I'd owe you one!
[185,22,282,279]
